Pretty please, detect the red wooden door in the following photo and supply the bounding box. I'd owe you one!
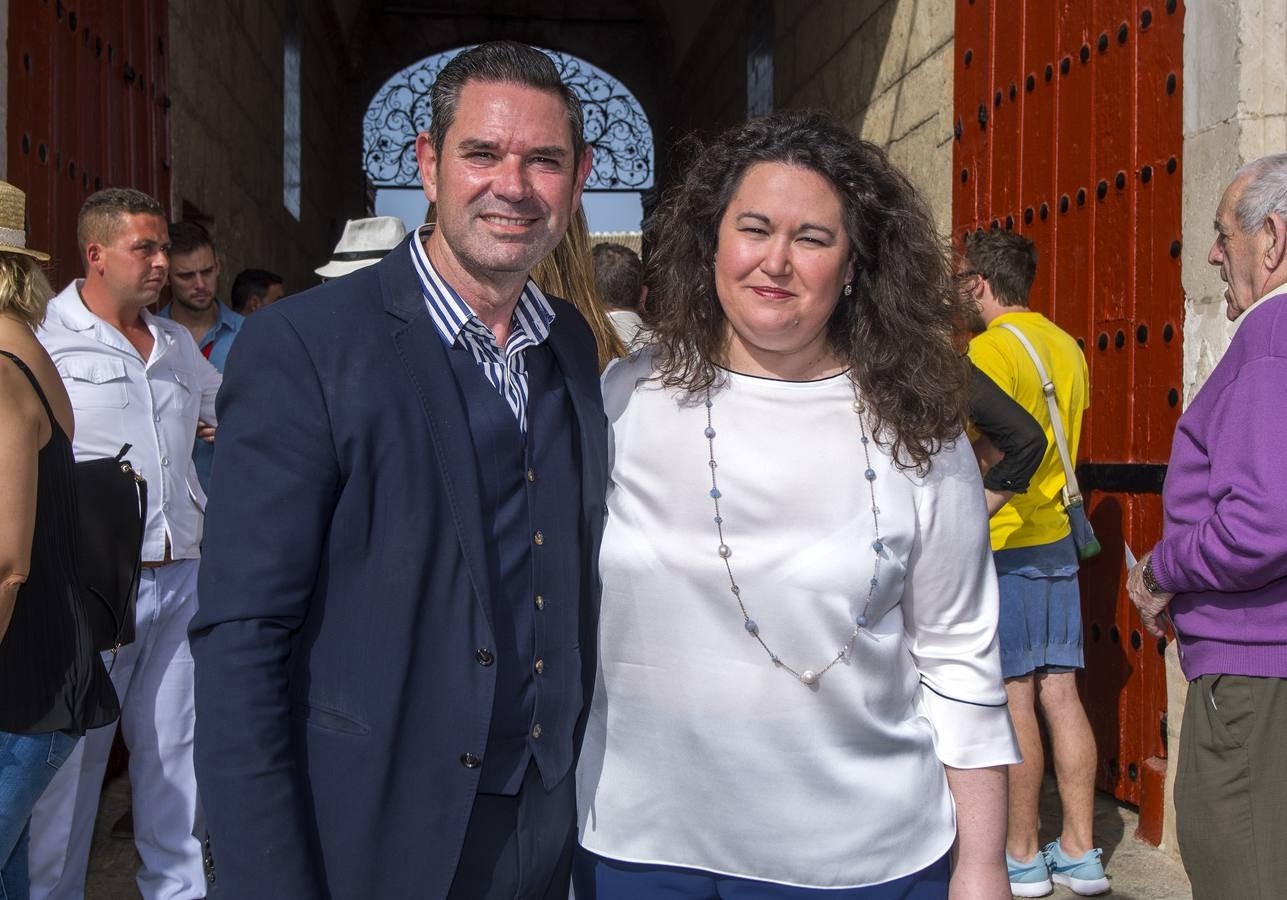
[954,0,1185,844]
[8,0,170,288]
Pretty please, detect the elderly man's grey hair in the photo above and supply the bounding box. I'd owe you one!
[1233,151,1287,233]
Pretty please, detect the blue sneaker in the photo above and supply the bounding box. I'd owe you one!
[1043,838,1110,895]
[1007,850,1053,897]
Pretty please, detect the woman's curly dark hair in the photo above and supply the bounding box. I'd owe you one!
[643,111,970,472]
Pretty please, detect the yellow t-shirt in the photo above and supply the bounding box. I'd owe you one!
[968,311,1089,551]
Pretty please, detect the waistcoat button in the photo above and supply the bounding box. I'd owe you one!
[535,595,545,610]
[534,531,544,545]
[527,467,536,482]
[531,724,542,739]
[534,658,545,675]
[459,752,481,768]
[475,648,494,666]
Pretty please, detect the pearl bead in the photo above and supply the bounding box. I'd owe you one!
[871,540,884,553]
[704,398,713,408]
[704,426,716,439]
[856,614,868,627]
[709,488,721,499]
[800,670,818,685]
[718,544,731,558]
[744,619,758,634]
[864,468,877,481]
[713,515,723,524]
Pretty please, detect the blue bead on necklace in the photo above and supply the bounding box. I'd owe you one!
[703,386,884,687]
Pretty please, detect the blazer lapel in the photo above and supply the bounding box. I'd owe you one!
[378,240,494,630]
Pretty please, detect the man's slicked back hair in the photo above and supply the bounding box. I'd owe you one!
[963,229,1039,307]
[168,220,216,257]
[77,187,166,259]
[429,41,585,163]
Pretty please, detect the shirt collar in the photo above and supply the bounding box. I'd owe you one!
[409,223,555,349]
[52,279,100,332]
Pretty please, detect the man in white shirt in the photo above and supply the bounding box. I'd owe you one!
[592,241,648,348]
[28,188,219,900]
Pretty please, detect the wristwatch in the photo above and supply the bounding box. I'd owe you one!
[1141,555,1167,595]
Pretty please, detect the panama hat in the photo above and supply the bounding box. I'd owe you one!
[314,216,407,278]
[0,181,50,261]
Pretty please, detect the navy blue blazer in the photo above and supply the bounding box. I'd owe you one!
[190,237,608,899]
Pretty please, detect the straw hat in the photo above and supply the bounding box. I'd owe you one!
[0,181,50,261]
[314,216,407,278]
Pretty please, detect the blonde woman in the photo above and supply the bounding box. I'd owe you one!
[0,182,118,897]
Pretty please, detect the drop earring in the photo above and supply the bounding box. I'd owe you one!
[843,283,854,297]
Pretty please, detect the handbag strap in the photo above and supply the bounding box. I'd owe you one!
[997,322,1083,502]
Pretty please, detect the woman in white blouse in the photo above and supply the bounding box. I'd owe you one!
[574,113,1019,899]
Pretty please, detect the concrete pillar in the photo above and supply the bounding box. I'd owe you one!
[1182,0,1287,401]
[1166,0,1287,858]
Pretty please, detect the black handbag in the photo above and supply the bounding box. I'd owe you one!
[75,444,147,653]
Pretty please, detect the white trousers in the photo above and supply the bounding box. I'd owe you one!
[29,559,205,900]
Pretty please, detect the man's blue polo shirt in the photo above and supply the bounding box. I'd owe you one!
[159,301,244,493]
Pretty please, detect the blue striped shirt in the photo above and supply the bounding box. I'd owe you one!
[410,225,556,436]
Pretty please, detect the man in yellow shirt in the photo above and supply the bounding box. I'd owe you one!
[965,230,1106,897]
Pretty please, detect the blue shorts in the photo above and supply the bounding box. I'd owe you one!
[994,535,1084,680]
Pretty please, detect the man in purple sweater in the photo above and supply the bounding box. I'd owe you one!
[1128,152,1287,898]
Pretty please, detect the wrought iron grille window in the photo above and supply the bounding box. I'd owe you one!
[363,48,653,193]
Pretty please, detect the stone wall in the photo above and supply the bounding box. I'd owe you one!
[167,1,362,298]
[774,0,955,234]
[1181,0,1287,402]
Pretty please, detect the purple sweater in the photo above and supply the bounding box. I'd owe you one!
[1151,290,1287,679]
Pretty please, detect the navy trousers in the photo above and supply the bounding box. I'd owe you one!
[573,849,950,899]
[446,762,576,900]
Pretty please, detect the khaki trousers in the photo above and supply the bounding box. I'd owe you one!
[1175,674,1287,900]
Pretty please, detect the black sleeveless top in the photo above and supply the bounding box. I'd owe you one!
[0,350,119,735]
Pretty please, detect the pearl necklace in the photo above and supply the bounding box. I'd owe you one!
[703,385,883,687]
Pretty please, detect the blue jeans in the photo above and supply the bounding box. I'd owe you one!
[0,731,79,899]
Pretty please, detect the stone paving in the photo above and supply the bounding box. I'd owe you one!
[84,773,1191,899]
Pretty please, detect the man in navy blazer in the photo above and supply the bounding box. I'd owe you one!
[190,42,607,899]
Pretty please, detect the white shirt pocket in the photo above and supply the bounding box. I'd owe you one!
[58,355,129,408]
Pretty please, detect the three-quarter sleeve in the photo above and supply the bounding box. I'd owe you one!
[968,360,1047,493]
[902,438,1021,769]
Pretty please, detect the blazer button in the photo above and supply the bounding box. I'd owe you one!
[531,724,542,739]
[527,467,536,482]
[460,752,482,768]
[475,648,494,666]
[535,594,546,610]
[534,658,545,675]
[534,531,544,546]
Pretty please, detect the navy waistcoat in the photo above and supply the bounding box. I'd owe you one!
[444,340,582,795]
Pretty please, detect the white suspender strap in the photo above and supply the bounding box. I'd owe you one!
[997,322,1083,503]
